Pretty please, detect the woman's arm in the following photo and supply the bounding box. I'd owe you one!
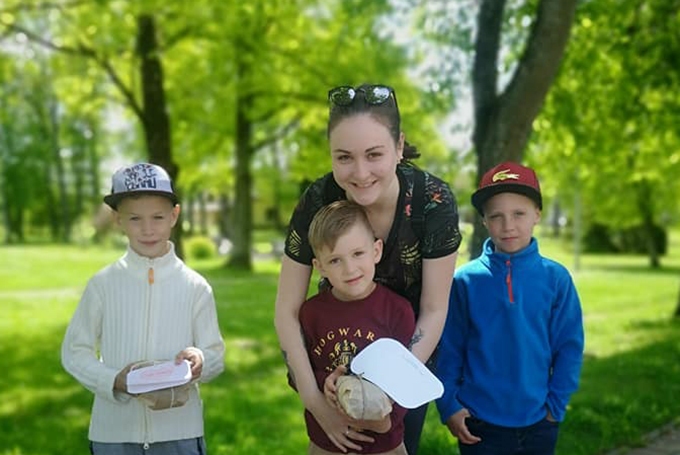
[274,256,372,451]
[274,256,318,402]
[410,252,458,363]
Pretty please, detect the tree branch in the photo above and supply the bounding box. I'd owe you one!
[472,0,507,149]
[0,22,143,120]
[0,0,89,14]
[493,0,578,161]
[251,117,300,152]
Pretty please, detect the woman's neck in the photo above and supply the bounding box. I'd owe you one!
[363,173,400,240]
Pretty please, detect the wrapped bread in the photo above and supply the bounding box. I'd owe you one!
[336,375,392,420]
[129,360,191,410]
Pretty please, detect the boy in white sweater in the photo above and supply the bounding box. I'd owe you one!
[61,162,225,455]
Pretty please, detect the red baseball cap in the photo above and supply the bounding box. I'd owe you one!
[471,161,542,215]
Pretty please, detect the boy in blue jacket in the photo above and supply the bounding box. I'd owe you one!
[436,162,584,455]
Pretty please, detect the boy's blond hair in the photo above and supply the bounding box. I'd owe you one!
[308,200,375,256]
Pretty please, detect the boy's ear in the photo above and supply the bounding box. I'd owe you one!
[170,204,181,227]
[373,238,383,264]
[312,258,326,277]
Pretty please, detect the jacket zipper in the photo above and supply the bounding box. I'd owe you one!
[505,259,514,303]
[143,263,155,448]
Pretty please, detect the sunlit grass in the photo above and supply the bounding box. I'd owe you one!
[0,230,679,454]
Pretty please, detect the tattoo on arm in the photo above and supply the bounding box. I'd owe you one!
[409,328,424,350]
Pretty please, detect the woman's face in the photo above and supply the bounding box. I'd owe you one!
[329,113,403,207]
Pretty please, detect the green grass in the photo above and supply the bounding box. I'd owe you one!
[1,233,679,455]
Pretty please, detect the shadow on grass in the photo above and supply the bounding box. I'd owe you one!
[2,262,680,455]
[418,318,680,455]
[558,318,680,455]
[0,324,94,454]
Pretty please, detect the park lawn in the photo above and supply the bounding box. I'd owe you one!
[0,233,679,455]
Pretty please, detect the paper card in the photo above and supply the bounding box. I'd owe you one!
[350,338,443,409]
[127,360,192,394]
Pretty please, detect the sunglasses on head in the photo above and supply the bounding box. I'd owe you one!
[328,85,397,107]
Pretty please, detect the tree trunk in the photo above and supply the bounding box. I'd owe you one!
[0,123,14,244]
[42,163,59,241]
[227,87,254,270]
[136,14,183,257]
[48,95,71,243]
[87,120,101,210]
[675,279,680,318]
[198,191,208,235]
[186,192,195,236]
[270,144,284,231]
[470,0,578,258]
[634,179,660,268]
[218,193,231,239]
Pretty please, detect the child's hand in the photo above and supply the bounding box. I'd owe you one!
[323,365,347,409]
[546,409,556,422]
[176,347,203,380]
[446,408,481,445]
[113,362,139,394]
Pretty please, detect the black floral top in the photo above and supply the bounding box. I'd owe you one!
[284,164,462,317]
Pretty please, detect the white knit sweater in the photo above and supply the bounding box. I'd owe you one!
[61,242,225,444]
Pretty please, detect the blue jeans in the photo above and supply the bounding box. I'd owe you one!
[90,437,206,455]
[459,416,559,455]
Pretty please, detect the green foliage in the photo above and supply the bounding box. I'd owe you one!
[1,232,680,454]
[1,0,458,245]
[533,0,680,236]
[583,223,668,255]
[185,235,217,260]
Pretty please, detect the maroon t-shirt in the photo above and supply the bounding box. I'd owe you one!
[299,284,416,453]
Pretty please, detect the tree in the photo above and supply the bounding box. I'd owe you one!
[1,3,182,251]
[206,0,429,269]
[467,0,579,257]
[0,0,455,265]
[535,0,680,269]
[407,0,578,257]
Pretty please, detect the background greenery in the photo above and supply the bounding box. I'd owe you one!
[1,230,679,455]
[1,1,680,453]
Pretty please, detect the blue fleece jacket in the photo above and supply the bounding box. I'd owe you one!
[436,237,584,427]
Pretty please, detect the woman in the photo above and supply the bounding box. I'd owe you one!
[275,84,462,455]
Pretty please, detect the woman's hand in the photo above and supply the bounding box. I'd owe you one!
[308,392,375,452]
[323,365,347,409]
[445,408,481,445]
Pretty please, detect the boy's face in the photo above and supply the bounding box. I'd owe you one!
[115,195,180,259]
[483,192,541,255]
[312,222,383,301]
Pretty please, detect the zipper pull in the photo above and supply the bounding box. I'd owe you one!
[148,267,154,285]
[505,259,514,303]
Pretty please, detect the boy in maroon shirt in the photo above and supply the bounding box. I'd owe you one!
[293,200,415,455]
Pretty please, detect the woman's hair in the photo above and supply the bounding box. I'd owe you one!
[308,200,375,257]
[327,84,420,162]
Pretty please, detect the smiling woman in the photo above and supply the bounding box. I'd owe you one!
[274,83,463,455]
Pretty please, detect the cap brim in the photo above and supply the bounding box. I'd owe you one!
[471,184,542,215]
[104,191,179,210]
